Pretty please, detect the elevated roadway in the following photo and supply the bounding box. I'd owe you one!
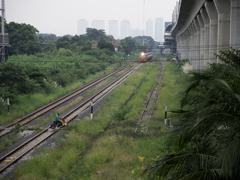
[171,0,240,70]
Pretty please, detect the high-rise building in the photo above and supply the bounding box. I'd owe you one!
[108,20,118,39]
[130,29,143,38]
[92,20,105,30]
[155,17,164,42]
[135,29,143,37]
[146,19,153,38]
[77,19,88,35]
[130,29,136,38]
[121,20,130,39]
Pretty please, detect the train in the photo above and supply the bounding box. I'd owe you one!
[139,52,153,62]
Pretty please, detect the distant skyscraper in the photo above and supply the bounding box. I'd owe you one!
[130,29,136,37]
[77,19,88,35]
[108,20,118,39]
[130,29,143,38]
[146,19,153,38]
[121,20,130,39]
[155,17,164,42]
[135,29,143,37]
[92,20,105,30]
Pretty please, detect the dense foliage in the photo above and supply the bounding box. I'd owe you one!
[134,36,155,52]
[145,48,240,180]
[6,22,41,55]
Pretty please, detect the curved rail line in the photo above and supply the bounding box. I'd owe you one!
[0,63,142,174]
[0,63,133,138]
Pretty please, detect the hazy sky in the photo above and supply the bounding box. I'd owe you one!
[5,0,177,36]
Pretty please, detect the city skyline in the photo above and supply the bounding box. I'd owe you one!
[76,18,164,41]
[6,0,177,37]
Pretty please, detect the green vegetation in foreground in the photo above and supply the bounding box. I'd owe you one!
[0,63,124,126]
[13,61,188,180]
[145,48,240,180]
[154,61,189,122]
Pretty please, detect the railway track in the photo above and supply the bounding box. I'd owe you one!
[135,60,165,133]
[0,63,133,138]
[0,63,142,174]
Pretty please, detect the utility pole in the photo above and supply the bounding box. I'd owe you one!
[1,0,5,62]
[143,0,145,46]
[0,0,9,63]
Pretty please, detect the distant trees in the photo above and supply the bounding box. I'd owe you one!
[37,33,58,41]
[134,36,155,52]
[97,40,115,52]
[120,37,137,55]
[86,28,112,41]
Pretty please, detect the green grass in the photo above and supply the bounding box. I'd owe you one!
[153,62,189,123]
[0,62,128,126]
[13,62,189,180]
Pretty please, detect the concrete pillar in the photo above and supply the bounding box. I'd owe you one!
[197,14,205,70]
[193,18,200,71]
[177,36,182,60]
[188,26,194,64]
[191,23,197,69]
[205,1,218,64]
[230,0,240,49]
[213,0,231,63]
[182,33,186,59]
[185,29,190,60]
[201,8,210,68]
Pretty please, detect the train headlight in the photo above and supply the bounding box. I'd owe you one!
[141,52,144,56]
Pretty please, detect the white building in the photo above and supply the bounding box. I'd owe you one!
[155,17,164,42]
[92,20,105,30]
[121,20,130,39]
[108,20,118,39]
[77,19,88,35]
[146,19,153,38]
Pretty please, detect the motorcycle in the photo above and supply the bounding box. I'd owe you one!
[50,119,68,129]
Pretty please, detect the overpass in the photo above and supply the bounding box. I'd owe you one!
[159,23,176,54]
[170,0,240,70]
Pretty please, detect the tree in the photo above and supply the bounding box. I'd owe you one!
[5,22,41,55]
[134,36,155,52]
[37,33,57,41]
[97,40,115,52]
[81,41,92,51]
[70,35,87,46]
[120,37,137,55]
[86,28,109,41]
[56,36,70,50]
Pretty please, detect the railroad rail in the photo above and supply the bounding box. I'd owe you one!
[0,63,142,174]
[0,63,133,138]
[135,59,165,133]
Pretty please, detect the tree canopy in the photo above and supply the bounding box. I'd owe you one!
[134,36,155,52]
[97,40,115,52]
[6,22,41,55]
[86,28,112,42]
[120,37,137,55]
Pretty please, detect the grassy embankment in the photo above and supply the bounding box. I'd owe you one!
[12,61,189,180]
[0,62,129,126]
[0,63,135,153]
